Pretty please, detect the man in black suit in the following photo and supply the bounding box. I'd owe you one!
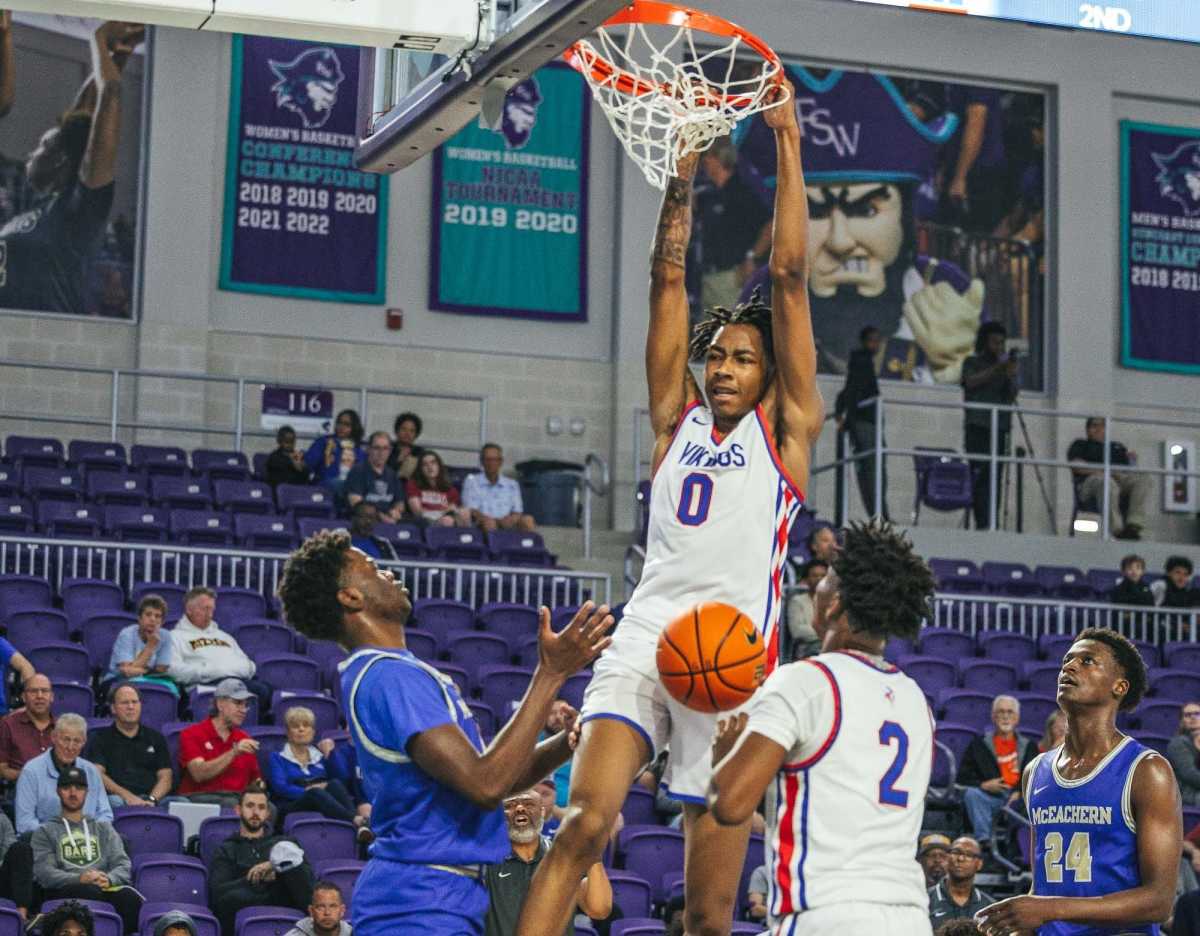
[835,326,889,519]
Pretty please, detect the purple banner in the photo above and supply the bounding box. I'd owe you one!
[219,36,387,303]
[1121,121,1200,373]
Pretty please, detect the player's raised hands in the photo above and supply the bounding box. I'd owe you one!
[760,77,796,132]
[536,601,614,680]
[711,712,749,766]
[974,894,1046,936]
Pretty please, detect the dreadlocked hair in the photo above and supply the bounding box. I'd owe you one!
[688,287,776,379]
[1074,627,1148,711]
[831,519,934,642]
[278,529,353,642]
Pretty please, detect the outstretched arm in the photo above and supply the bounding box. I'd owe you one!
[646,151,701,463]
[764,81,823,477]
[79,22,143,189]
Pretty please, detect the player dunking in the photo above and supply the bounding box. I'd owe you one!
[977,628,1181,936]
[515,79,823,936]
[708,520,938,935]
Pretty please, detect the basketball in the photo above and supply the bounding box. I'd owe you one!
[655,602,766,713]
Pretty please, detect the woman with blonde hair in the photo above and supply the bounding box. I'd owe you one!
[266,706,359,825]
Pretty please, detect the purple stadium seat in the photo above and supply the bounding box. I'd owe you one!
[1133,700,1181,736]
[1012,692,1059,730]
[255,653,321,691]
[53,681,95,715]
[608,871,652,919]
[959,659,1018,694]
[621,787,658,827]
[1166,643,1200,672]
[618,826,685,901]
[1037,634,1075,663]
[0,906,24,936]
[312,861,364,911]
[468,701,496,738]
[193,449,250,481]
[23,466,83,502]
[281,812,324,832]
[288,818,357,863]
[28,642,91,684]
[6,609,70,653]
[477,603,539,650]
[306,638,348,677]
[928,558,986,594]
[662,872,684,903]
[248,726,288,775]
[104,504,168,542]
[1034,565,1092,600]
[1134,732,1171,756]
[896,655,957,697]
[426,526,489,562]
[488,530,556,567]
[918,627,975,661]
[938,689,995,728]
[0,497,34,534]
[934,722,977,762]
[272,691,340,733]
[477,665,536,716]
[37,501,102,537]
[133,854,208,903]
[40,901,121,936]
[214,479,274,514]
[62,577,125,618]
[0,573,52,613]
[113,808,185,858]
[140,903,220,936]
[218,587,268,623]
[611,920,665,936]
[1087,568,1123,598]
[1023,661,1062,695]
[884,637,914,662]
[235,907,305,936]
[276,484,336,519]
[0,463,17,499]
[131,445,189,477]
[912,449,973,524]
[445,631,511,668]
[977,631,1037,666]
[197,816,242,865]
[132,682,179,731]
[131,583,186,621]
[373,521,428,558]
[7,434,64,467]
[1150,668,1200,703]
[151,476,211,510]
[235,513,296,551]
[405,628,438,662]
[730,925,764,935]
[1132,639,1161,669]
[560,671,591,710]
[411,599,475,644]
[981,562,1042,597]
[87,470,150,506]
[78,614,135,669]
[69,440,127,472]
[438,663,471,697]
[251,452,270,481]
[169,508,233,546]
[297,516,349,540]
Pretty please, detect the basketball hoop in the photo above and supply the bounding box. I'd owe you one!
[564,1,786,190]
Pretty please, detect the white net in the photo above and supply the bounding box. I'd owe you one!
[570,17,784,190]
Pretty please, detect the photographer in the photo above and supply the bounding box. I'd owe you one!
[961,322,1018,529]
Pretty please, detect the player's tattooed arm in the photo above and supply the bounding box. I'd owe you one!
[650,153,698,270]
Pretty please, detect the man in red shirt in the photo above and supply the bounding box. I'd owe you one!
[178,678,261,807]
[955,694,1038,844]
[0,675,54,781]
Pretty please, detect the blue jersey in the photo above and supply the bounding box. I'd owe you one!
[340,647,508,865]
[1029,736,1159,936]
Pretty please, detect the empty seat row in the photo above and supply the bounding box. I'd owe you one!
[929,558,1199,598]
[2,438,250,477]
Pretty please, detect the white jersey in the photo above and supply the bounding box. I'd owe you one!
[746,650,934,924]
[623,400,803,670]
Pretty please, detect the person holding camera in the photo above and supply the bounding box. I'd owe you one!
[961,322,1018,529]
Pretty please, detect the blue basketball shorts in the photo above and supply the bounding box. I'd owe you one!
[351,858,489,936]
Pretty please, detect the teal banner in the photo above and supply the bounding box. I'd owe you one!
[431,63,589,321]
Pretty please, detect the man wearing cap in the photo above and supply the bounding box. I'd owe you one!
[177,678,262,809]
[30,765,143,934]
[15,713,111,835]
[918,832,952,889]
[209,781,315,936]
[153,911,201,936]
[927,835,992,928]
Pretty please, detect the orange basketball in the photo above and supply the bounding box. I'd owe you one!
[655,602,766,713]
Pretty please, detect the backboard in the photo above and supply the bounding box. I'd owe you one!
[354,0,628,173]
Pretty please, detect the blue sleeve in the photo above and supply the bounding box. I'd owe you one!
[14,772,36,835]
[108,629,135,670]
[89,764,113,822]
[461,474,480,510]
[0,639,15,668]
[508,479,523,515]
[154,634,175,669]
[344,464,366,498]
[353,660,457,756]
[267,751,307,801]
[304,438,325,473]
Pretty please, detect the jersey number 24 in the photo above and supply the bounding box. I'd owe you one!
[1044,831,1093,883]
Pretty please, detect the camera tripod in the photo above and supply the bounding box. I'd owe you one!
[1001,408,1057,534]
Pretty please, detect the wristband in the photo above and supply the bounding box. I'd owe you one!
[146,794,158,805]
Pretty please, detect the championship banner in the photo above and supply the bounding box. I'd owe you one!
[1120,120,1200,374]
[220,35,388,303]
[431,63,589,321]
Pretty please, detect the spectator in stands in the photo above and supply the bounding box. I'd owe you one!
[482,788,611,936]
[834,325,889,520]
[1037,708,1067,753]
[305,409,366,496]
[15,714,111,835]
[387,412,425,481]
[1067,417,1150,540]
[345,432,405,521]
[918,833,952,889]
[934,922,983,936]
[463,444,535,532]
[152,911,200,936]
[348,503,383,560]
[208,781,316,936]
[169,586,272,713]
[85,683,173,810]
[1168,702,1200,806]
[957,695,1037,843]
[542,700,578,817]
[103,593,175,698]
[1154,556,1200,608]
[322,740,372,841]
[0,628,33,717]
[406,450,471,527]
[1110,554,1154,608]
[31,766,142,934]
[961,321,1017,530]
[267,705,360,826]
[928,836,991,927]
[783,558,829,663]
[0,674,54,781]
[177,678,261,807]
[746,864,768,923]
[533,776,564,837]
[265,425,311,487]
[285,880,352,936]
[806,525,839,563]
[0,809,32,920]
[32,900,94,936]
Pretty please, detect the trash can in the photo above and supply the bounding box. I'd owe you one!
[516,459,583,526]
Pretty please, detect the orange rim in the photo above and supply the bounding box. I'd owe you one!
[563,0,782,108]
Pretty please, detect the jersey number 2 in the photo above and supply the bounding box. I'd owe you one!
[677,472,713,526]
[878,721,910,808]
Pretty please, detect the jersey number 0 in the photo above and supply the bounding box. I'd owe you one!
[677,473,714,526]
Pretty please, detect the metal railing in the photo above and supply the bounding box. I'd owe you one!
[581,452,610,559]
[0,359,489,458]
[0,535,610,609]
